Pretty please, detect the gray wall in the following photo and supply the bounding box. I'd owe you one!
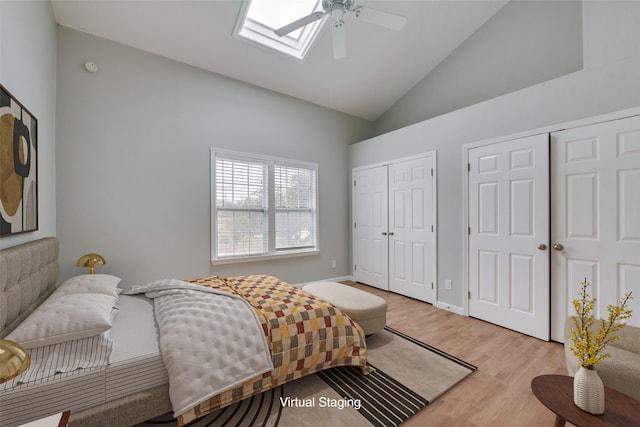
[56,28,372,289]
[0,0,57,250]
[353,0,640,310]
[374,0,583,135]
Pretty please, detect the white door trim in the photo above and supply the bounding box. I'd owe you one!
[352,151,438,173]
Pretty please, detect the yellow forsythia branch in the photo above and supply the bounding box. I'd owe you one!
[569,278,633,368]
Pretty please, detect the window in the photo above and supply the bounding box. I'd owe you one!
[233,0,326,61]
[211,149,318,263]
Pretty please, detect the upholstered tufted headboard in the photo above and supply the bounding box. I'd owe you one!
[0,237,59,338]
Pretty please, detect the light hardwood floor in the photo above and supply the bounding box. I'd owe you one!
[346,281,568,427]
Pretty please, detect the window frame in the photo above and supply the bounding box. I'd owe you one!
[232,0,327,62]
[210,148,319,265]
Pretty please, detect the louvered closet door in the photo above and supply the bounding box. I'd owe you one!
[353,165,389,290]
[468,134,550,340]
[550,115,640,342]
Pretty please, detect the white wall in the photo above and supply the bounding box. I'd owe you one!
[352,0,640,310]
[0,0,57,250]
[56,28,372,289]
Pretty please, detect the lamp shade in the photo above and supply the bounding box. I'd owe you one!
[76,253,106,274]
[0,339,30,383]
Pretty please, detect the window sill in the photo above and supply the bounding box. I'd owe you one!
[211,250,319,265]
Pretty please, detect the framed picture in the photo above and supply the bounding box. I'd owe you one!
[0,84,38,237]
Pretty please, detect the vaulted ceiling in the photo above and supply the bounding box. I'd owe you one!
[51,0,508,121]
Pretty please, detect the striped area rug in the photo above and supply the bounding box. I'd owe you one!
[318,365,428,426]
[139,327,476,427]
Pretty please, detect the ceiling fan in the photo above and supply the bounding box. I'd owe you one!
[274,0,406,59]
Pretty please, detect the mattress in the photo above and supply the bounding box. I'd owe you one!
[106,295,168,400]
[0,295,167,427]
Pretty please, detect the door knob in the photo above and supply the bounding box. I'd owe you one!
[388,232,394,236]
[553,243,564,251]
[382,232,388,236]
[537,244,547,250]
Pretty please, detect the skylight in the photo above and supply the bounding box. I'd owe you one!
[234,0,326,61]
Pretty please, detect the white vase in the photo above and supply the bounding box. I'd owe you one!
[573,365,605,414]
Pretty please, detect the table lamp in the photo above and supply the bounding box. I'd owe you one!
[0,339,30,383]
[76,253,106,274]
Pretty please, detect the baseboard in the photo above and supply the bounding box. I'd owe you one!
[436,301,465,316]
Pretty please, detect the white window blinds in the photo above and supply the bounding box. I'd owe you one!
[212,150,318,262]
[274,164,316,250]
[215,157,267,257]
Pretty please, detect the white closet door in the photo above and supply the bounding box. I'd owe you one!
[468,134,550,340]
[551,115,640,341]
[388,156,436,304]
[353,165,389,290]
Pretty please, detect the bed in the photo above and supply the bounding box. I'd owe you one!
[0,238,368,426]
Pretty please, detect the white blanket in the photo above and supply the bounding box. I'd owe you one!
[126,279,273,416]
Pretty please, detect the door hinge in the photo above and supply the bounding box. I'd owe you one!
[468,291,471,299]
[468,163,471,172]
[431,282,434,290]
[431,168,434,176]
[468,227,471,235]
[353,180,356,187]
[431,225,434,232]
[354,221,357,229]
[354,264,357,271]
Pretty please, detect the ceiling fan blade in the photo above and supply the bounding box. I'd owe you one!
[332,19,346,59]
[354,6,406,31]
[274,11,326,37]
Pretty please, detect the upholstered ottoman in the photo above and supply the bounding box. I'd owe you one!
[303,282,387,335]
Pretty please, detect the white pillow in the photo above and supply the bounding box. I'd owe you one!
[6,293,118,349]
[53,274,122,298]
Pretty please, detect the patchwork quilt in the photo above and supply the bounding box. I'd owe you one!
[176,275,368,426]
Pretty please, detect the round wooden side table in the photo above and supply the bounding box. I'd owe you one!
[531,374,640,427]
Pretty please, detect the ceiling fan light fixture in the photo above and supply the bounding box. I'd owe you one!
[330,2,345,17]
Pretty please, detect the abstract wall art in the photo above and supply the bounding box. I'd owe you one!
[0,84,38,237]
